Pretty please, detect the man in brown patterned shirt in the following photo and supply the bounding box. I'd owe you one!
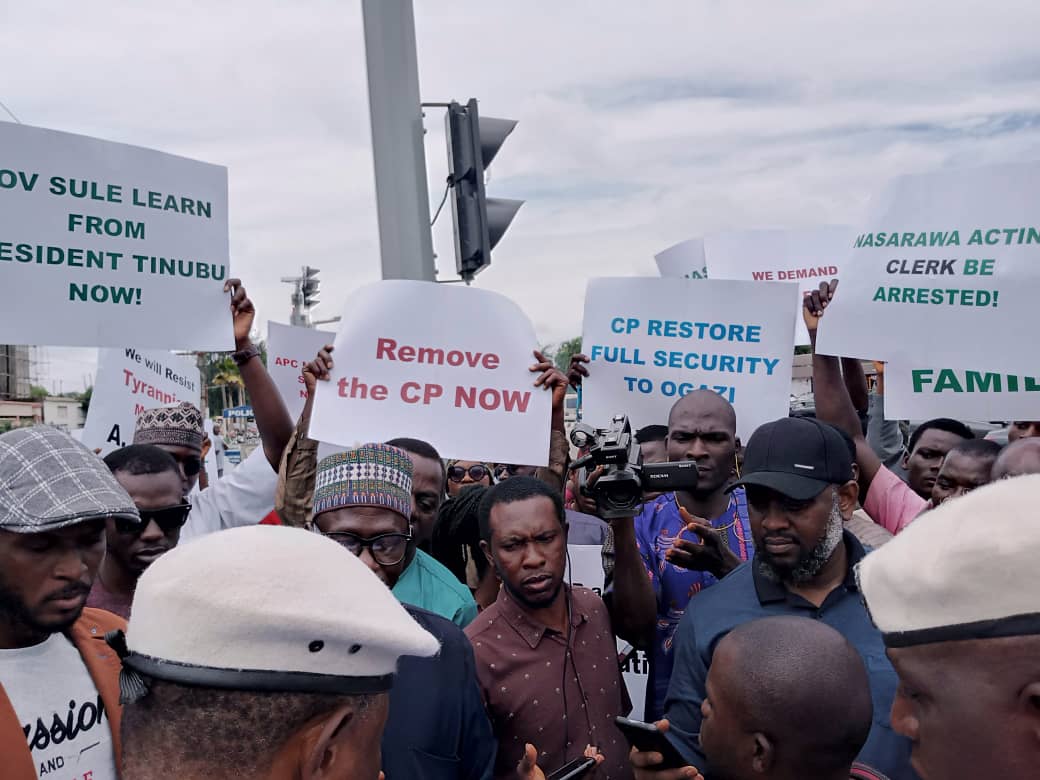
[466,477,633,780]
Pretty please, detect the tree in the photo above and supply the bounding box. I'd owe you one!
[549,336,583,372]
[29,385,48,400]
[79,386,93,414]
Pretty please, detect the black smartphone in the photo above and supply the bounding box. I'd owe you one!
[614,716,689,770]
[545,755,597,780]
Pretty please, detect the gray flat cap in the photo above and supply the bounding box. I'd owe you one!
[0,425,139,533]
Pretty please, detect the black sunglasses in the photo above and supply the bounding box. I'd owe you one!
[447,464,491,483]
[116,503,192,535]
[494,464,523,478]
[321,531,412,567]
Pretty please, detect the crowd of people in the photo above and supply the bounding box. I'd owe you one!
[1,280,1038,780]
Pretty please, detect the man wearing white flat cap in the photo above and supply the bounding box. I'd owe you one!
[110,524,440,780]
[857,474,1040,780]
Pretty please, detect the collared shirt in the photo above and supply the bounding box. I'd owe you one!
[633,490,753,720]
[465,586,633,780]
[183,446,279,541]
[864,465,927,536]
[662,532,916,780]
[394,549,479,629]
[383,606,496,779]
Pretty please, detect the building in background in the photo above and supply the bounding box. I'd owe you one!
[42,396,86,432]
[0,345,30,400]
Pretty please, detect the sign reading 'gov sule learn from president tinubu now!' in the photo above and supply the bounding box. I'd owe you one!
[0,123,232,350]
[815,162,1040,373]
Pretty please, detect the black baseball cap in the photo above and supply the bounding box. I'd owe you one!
[729,417,854,500]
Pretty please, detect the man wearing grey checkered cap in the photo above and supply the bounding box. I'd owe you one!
[0,425,140,780]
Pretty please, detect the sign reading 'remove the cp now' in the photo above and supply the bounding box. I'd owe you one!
[310,280,551,466]
[0,122,232,350]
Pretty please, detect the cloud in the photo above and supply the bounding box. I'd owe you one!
[2,0,1039,395]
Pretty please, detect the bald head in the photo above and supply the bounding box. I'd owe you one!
[993,438,1040,480]
[702,616,872,779]
[668,389,737,432]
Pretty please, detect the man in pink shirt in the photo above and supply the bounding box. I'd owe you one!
[804,281,973,535]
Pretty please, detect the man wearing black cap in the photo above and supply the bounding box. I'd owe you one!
[633,417,915,780]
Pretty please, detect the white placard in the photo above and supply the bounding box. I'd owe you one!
[655,238,707,279]
[580,278,798,441]
[267,322,336,423]
[884,360,1040,421]
[567,544,646,718]
[310,280,551,465]
[815,163,1040,371]
[81,347,201,455]
[0,123,232,350]
[703,226,851,345]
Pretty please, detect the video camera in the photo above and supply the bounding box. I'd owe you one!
[569,415,698,519]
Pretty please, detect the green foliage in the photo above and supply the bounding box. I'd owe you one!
[29,385,48,400]
[549,336,583,372]
[79,386,93,414]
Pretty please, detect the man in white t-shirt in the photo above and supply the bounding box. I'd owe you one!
[0,425,140,780]
[132,278,294,541]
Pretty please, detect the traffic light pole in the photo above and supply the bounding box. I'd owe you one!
[361,0,436,282]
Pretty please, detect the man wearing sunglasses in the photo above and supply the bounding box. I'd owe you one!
[311,444,496,779]
[133,279,294,539]
[86,445,189,619]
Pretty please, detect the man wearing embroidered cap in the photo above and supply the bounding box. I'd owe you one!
[0,425,139,780]
[637,416,915,780]
[858,475,1040,780]
[311,445,495,778]
[133,278,295,539]
[112,524,439,779]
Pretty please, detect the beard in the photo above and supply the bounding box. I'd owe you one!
[756,490,845,585]
[0,577,82,639]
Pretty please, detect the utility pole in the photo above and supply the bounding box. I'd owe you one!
[361,0,436,281]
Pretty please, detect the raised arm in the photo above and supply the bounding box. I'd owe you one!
[225,279,294,472]
[529,350,571,493]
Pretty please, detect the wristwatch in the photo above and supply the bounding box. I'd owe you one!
[232,344,261,367]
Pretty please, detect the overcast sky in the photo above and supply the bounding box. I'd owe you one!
[4,0,1040,393]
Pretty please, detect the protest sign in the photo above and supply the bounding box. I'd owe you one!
[81,347,200,455]
[815,163,1040,372]
[310,280,551,465]
[884,359,1040,421]
[580,278,798,440]
[0,123,231,350]
[566,544,645,717]
[703,226,851,345]
[655,238,707,279]
[267,322,336,422]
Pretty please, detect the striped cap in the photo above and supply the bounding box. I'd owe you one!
[313,444,413,519]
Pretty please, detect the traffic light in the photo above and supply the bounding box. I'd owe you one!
[302,266,320,308]
[445,99,524,282]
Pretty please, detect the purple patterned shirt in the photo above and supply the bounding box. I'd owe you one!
[634,489,753,720]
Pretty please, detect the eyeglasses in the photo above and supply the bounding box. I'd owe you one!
[115,503,192,535]
[322,531,412,566]
[494,464,522,479]
[447,464,490,483]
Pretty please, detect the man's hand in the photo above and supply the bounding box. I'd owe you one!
[567,353,590,388]
[517,743,603,780]
[224,279,256,350]
[201,434,212,460]
[302,345,335,396]
[802,279,838,337]
[531,350,570,410]
[630,720,702,780]
[664,507,741,579]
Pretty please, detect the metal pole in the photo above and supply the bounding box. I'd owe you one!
[361,0,436,281]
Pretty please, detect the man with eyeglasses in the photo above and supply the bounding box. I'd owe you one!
[311,443,496,779]
[86,445,190,619]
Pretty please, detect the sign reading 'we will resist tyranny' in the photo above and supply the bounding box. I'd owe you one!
[0,123,232,351]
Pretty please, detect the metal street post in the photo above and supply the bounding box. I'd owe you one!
[361,0,436,281]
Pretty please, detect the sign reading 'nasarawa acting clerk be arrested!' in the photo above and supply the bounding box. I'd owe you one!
[0,122,232,351]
